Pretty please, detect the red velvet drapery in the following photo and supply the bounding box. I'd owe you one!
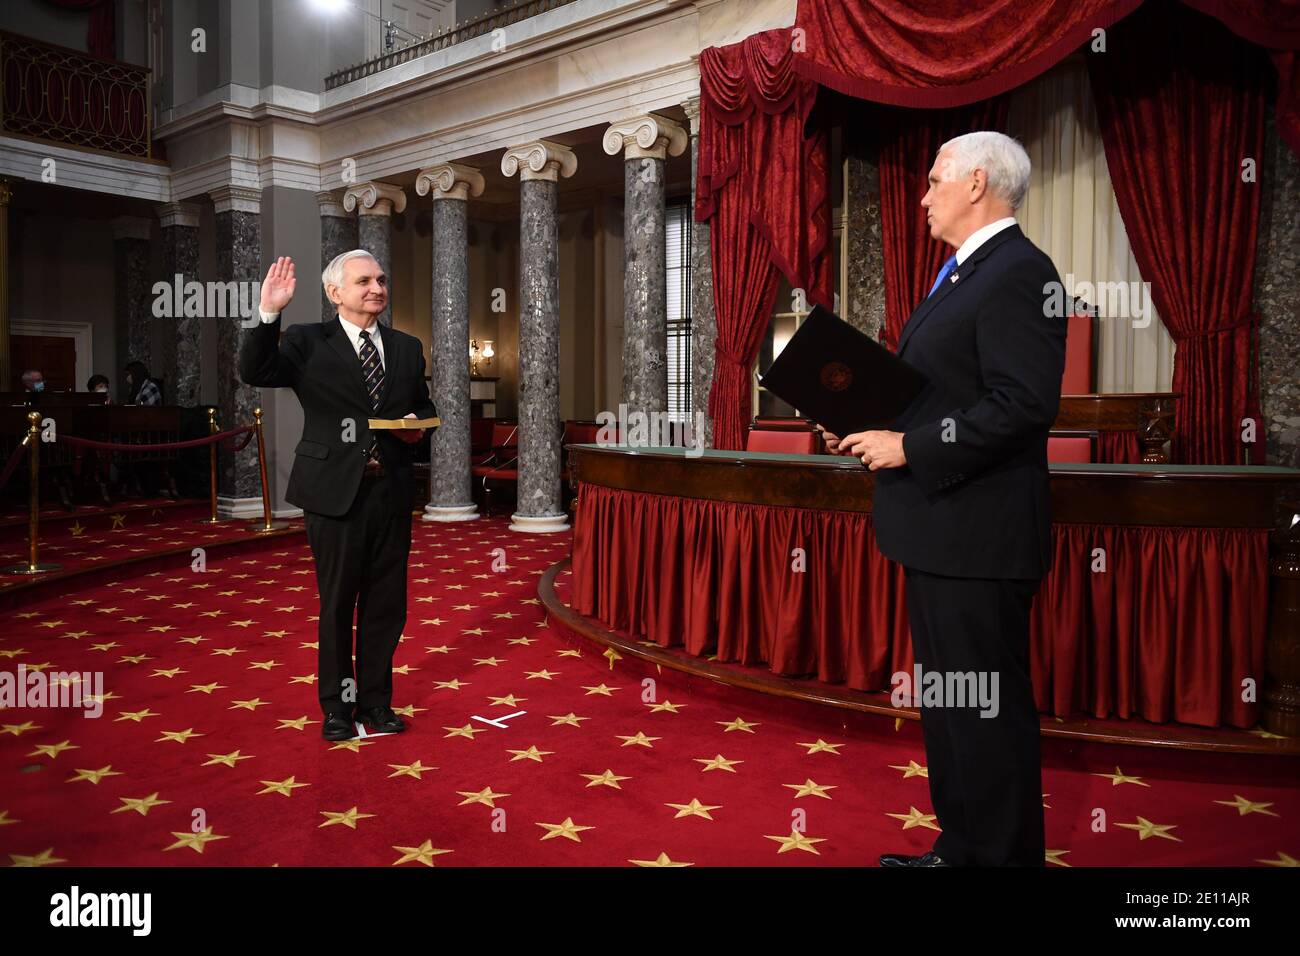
[1089,3,1267,464]
[571,484,1269,728]
[41,0,116,61]
[697,29,834,450]
[877,98,1009,350]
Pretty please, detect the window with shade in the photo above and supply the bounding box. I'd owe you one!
[666,198,693,425]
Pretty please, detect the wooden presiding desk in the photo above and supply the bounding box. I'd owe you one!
[566,445,1300,737]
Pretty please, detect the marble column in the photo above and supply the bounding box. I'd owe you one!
[156,202,202,405]
[343,182,406,328]
[501,140,576,533]
[317,190,358,323]
[1256,104,1300,468]
[111,216,153,402]
[844,134,887,340]
[416,162,485,522]
[0,179,10,390]
[211,185,263,512]
[683,96,716,449]
[604,114,687,419]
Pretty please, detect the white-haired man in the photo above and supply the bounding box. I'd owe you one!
[824,132,1065,866]
[239,250,437,741]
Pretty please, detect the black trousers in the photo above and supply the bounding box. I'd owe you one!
[303,474,411,718]
[903,567,1046,866]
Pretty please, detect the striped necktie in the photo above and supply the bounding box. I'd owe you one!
[358,329,385,461]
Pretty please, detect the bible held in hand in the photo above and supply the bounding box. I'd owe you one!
[758,305,927,438]
[367,417,441,430]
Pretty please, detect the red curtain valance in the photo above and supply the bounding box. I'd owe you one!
[792,0,1300,154]
[40,0,116,61]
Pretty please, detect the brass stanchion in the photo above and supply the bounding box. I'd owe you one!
[247,407,288,533]
[196,407,223,525]
[2,410,61,574]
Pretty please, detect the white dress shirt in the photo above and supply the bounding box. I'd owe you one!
[258,308,385,367]
[954,216,1018,266]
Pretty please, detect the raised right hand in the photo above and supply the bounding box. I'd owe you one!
[260,256,296,313]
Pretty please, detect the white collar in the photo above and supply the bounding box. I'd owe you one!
[337,314,381,346]
[954,217,1017,266]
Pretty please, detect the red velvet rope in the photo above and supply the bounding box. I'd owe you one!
[56,425,255,453]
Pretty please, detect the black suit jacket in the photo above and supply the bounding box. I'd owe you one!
[238,315,437,517]
[872,225,1066,580]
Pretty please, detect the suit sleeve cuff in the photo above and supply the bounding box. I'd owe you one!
[258,308,280,324]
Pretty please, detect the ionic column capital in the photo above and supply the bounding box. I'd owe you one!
[343,181,407,216]
[416,163,486,202]
[501,140,577,183]
[156,202,201,229]
[680,97,702,136]
[603,114,688,161]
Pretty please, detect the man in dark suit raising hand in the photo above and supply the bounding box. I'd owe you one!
[240,251,437,741]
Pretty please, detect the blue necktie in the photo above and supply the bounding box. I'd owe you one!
[927,255,958,298]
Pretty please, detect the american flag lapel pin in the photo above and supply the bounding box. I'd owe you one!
[949,272,960,283]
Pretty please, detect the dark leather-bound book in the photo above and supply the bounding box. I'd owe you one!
[759,305,927,437]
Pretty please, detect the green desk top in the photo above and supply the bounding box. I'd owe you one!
[568,444,1300,476]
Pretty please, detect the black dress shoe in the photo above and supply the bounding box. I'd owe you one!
[357,706,406,734]
[879,851,950,867]
[322,713,357,741]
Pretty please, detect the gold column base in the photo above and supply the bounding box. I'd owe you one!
[245,521,291,533]
[1,562,62,575]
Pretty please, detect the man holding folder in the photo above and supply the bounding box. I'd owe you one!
[824,132,1066,866]
[240,251,437,741]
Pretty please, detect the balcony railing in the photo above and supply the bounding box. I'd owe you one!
[324,0,581,91]
[0,30,151,159]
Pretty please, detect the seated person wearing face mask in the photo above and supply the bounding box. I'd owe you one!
[20,369,45,393]
[87,374,112,404]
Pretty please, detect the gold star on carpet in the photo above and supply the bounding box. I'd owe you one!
[392,840,454,867]
[1257,852,1299,867]
[10,848,66,867]
[646,700,684,714]
[488,694,526,708]
[666,798,721,820]
[603,648,622,669]
[525,669,558,680]
[0,721,38,739]
[630,852,692,867]
[229,698,267,711]
[889,760,928,778]
[556,649,581,659]
[388,760,436,780]
[229,620,255,628]
[508,746,554,763]
[188,682,225,694]
[583,683,619,697]
[1045,849,1071,867]
[536,817,594,843]
[164,828,227,854]
[391,664,418,675]
[797,738,843,755]
[1115,817,1181,842]
[116,654,152,665]
[264,630,289,639]
[150,667,186,679]
[717,717,759,733]
[393,704,425,718]
[549,712,588,727]
[70,521,85,537]
[473,657,503,667]
[461,628,486,636]
[67,766,122,785]
[115,707,160,723]
[329,739,374,752]
[694,754,743,773]
[211,647,244,657]
[288,675,316,686]
[258,776,310,797]
[28,740,78,759]
[764,830,827,855]
[615,731,660,748]
[1093,766,1150,787]
[61,630,91,640]
[1213,794,1278,817]
[275,716,316,731]
[784,779,837,800]
[247,660,281,671]
[507,637,535,646]
[424,644,453,655]
[886,806,940,831]
[156,728,203,744]
[433,679,467,691]
[112,793,171,816]
[319,806,375,829]
[581,769,631,789]
[202,750,252,768]
[110,513,126,529]
[147,624,174,633]
[0,810,17,826]
[456,787,509,807]
[443,723,484,740]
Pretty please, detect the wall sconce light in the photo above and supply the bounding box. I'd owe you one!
[470,339,495,376]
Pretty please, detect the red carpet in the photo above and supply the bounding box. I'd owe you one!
[2,516,1297,867]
